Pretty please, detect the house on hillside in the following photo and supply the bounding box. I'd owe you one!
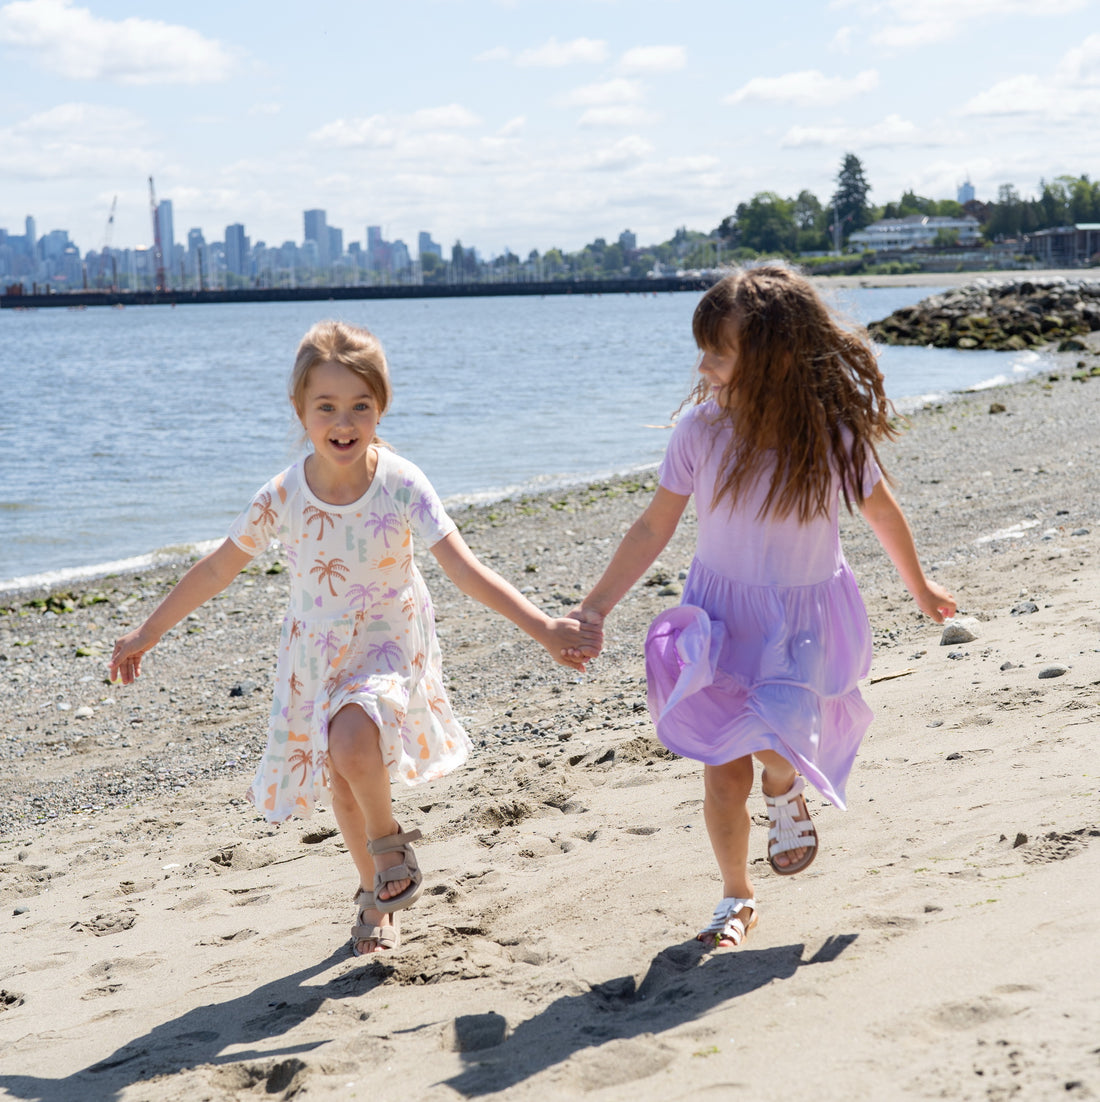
[848,214,982,251]
[1026,224,1100,266]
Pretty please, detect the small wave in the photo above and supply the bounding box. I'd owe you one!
[442,461,660,510]
[0,538,222,598]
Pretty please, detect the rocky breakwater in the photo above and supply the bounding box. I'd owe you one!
[868,276,1100,352]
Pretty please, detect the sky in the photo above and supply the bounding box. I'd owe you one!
[1,0,1098,258]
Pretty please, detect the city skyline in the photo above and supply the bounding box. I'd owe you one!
[1,1,1097,257]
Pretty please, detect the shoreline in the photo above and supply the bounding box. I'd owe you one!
[1,323,1098,1099]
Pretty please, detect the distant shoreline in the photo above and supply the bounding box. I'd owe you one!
[3,268,1093,310]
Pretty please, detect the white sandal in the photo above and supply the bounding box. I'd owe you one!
[763,775,818,875]
[697,896,758,948]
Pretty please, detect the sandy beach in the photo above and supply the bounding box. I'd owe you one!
[1,307,1098,1101]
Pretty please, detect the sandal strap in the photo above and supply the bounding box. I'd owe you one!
[374,862,415,886]
[699,896,756,935]
[367,827,423,856]
[762,774,806,808]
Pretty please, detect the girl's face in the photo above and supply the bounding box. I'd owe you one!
[698,344,738,404]
[296,360,382,473]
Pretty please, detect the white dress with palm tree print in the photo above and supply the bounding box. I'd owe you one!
[228,448,472,821]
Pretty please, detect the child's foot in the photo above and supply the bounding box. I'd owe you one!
[697,896,757,948]
[762,774,817,874]
[368,824,423,913]
[350,888,400,955]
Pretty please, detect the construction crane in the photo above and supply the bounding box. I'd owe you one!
[100,196,117,290]
[148,175,166,292]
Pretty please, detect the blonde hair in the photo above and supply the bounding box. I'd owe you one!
[290,320,392,446]
[690,262,896,522]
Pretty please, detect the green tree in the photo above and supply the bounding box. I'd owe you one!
[735,192,798,254]
[830,153,873,241]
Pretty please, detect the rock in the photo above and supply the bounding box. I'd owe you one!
[1037,664,1068,679]
[940,621,976,645]
[73,706,95,719]
[228,681,258,697]
[1013,832,1028,848]
[988,402,1006,414]
[1011,601,1039,615]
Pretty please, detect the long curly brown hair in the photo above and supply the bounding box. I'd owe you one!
[690,262,896,522]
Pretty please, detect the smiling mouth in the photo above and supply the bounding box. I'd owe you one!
[330,436,358,450]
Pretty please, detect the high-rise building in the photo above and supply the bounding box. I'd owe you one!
[327,225,343,263]
[618,229,637,252]
[957,179,976,205]
[304,209,329,267]
[418,231,442,260]
[225,223,250,277]
[157,199,175,265]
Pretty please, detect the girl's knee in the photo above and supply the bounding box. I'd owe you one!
[704,756,754,803]
[328,705,381,769]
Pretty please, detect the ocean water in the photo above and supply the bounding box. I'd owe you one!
[0,285,1053,592]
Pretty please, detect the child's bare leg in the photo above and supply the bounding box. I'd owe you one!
[327,705,410,952]
[702,756,755,944]
[755,748,811,870]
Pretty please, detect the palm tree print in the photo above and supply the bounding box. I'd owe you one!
[304,505,336,539]
[289,618,303,642]
[366,640,403,671]
[346,581,380,611]
[401,594,417,620]
[310,554,349,596]
[288,748,312,785]
[252,492,277,527]
[366,511,401,548]
[410,496,436,525]
[289,671,304,698]
[315,630,341,660]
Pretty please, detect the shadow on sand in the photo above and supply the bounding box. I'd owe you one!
[0,934,857,1101]
[442,933,859,1096]
[0,947,397,1102]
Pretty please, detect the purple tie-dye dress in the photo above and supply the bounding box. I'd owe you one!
[645,401,880,810]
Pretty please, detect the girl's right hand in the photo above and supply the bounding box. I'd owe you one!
[109,628,158,685]
[562,606,605,662]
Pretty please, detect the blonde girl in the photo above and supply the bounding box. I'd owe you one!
[111,320,599,956]
[570,264,955,948]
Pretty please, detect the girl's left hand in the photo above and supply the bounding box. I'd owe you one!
[544,614,602,672]
[914,580,957,624]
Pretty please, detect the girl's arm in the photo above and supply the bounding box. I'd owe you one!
[577,486,690,623]
[110,538,255,684]
[429,531,602,672]
[859,480,956,623]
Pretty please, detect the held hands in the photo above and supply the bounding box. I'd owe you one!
[560,606,605,667]
[541,612,602,673]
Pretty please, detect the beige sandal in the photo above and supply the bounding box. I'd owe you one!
[350,887,400,955]
[697,897,758,948]
[368,824,424,914]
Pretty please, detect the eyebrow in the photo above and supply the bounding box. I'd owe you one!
[311,392,376,401]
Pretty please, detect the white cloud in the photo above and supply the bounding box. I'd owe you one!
[578,105,659,128]
[474,45,511,63]
[780,113,939,148]
[497,116,526,137]
[581,135,653,171]
[410,104,482,129]
[559,78,643,108]
[0,102,153,178]
[829,26,854,53]
[849,0,1088,51]
[963,34,1100,118]
[308,116,396,149]
[0,0,234,84]
[515,36,607,67]
[726,69,879,107]
[619,45,686,73]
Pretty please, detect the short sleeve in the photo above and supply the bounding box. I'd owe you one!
[227,472,287,557]
[400,460,457,548]
[658,411,699,497]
